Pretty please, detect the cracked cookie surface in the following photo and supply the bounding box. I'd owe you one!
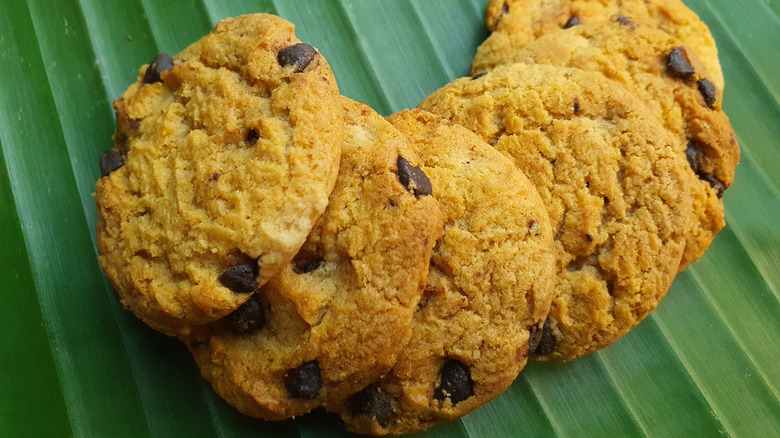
[181,98,443,420]
[336,109,556,434]
[95,14,343,335]
[503,21,739,269]
[420,63,693,361]
[476,0,723,91]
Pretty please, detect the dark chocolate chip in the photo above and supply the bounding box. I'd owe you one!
[246,129,260,146]
[389,199,398,208]
[291,253,323,274]
[529,325,543,352]
[667,47,695,81]
[219,259,259,293]
[501,3,509,16]
[697,78,718,108]
[435,359,474,405]
[685,142,726,197]
[685,142,701,173]
[285,361,322,399]
[277,43,318,73]
[410,167,432,197]
[573,98,580,114]
[472,72,487,80]
[222,294,265,334]
[563,15,581,29]
[209,172,221,182]
[352,383,394,427]
[397,156,414,187]
[586,233,593,242]
[99,149,125,177]
[396,156,432,197]
[534,319,558,356]
[616,15,632,26]
[142,53,174,84]
[701,174,725,198]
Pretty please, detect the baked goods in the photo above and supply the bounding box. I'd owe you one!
[181,98,443,420]
[335,109,556,434]
[420,63,693,361]
[94,2,740,432]
[476,0,724,91]
[497,20,739,268]
[95,14,343,335]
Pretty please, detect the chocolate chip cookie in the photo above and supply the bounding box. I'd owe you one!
[476,0,724,91]
[335,109,556,434]
[181,98,443,420]
[95,14,343,335]
[420,63,693,361]
[502,21,739,269]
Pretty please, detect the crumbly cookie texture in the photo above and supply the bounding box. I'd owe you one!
[95,14,343,335]
[181,98,443,421]
[336,109,556,434]
[505,21,739,269]
[476,0,723,91]
[420,63,693,361]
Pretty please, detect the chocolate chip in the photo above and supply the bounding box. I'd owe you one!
[534,319,557,356]
[501,3,509,16]
[435,359,474,405]
[529,325,543,352]
[697,78,717,108]
[99,149,125,177]
[389,199,398,208]
[219,259,259,293]
[291,253,323,274]
[701,174,725,198]
[396,156,432,197]
[685,142,726,197]
[616,15,632,26]
[246,129,259,146]
[285,361,322,399]
[573,98,580,114]
[667,47,695,81]
[277,43,318,73]
[563,15,580,29]
[685,142,701,173]
[472,72,487,80]
[352,383,394,427]
[222,294,265,334]
[586,233,593,242]
[142,53,174,84]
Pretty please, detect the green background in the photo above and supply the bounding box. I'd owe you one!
[1,0,778,436]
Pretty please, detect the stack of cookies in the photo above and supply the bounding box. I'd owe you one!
[94,2,739,435]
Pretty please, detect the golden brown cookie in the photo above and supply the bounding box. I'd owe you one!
[420,63,693,361]
[335,109,556,434]
[476,0,724,91]
[181,98,443,421]
[502,21,739,268]
[95,14,343,335]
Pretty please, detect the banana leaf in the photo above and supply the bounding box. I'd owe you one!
[1,0,778,436]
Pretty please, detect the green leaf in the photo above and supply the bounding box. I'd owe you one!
[1,0,778,436]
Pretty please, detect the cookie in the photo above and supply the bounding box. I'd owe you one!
[420,63,693,361]
[181,98,443,420]
[336,109,556,434]
[503,21,739,268]
[476,0,724,91]
[95,14,343,335]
